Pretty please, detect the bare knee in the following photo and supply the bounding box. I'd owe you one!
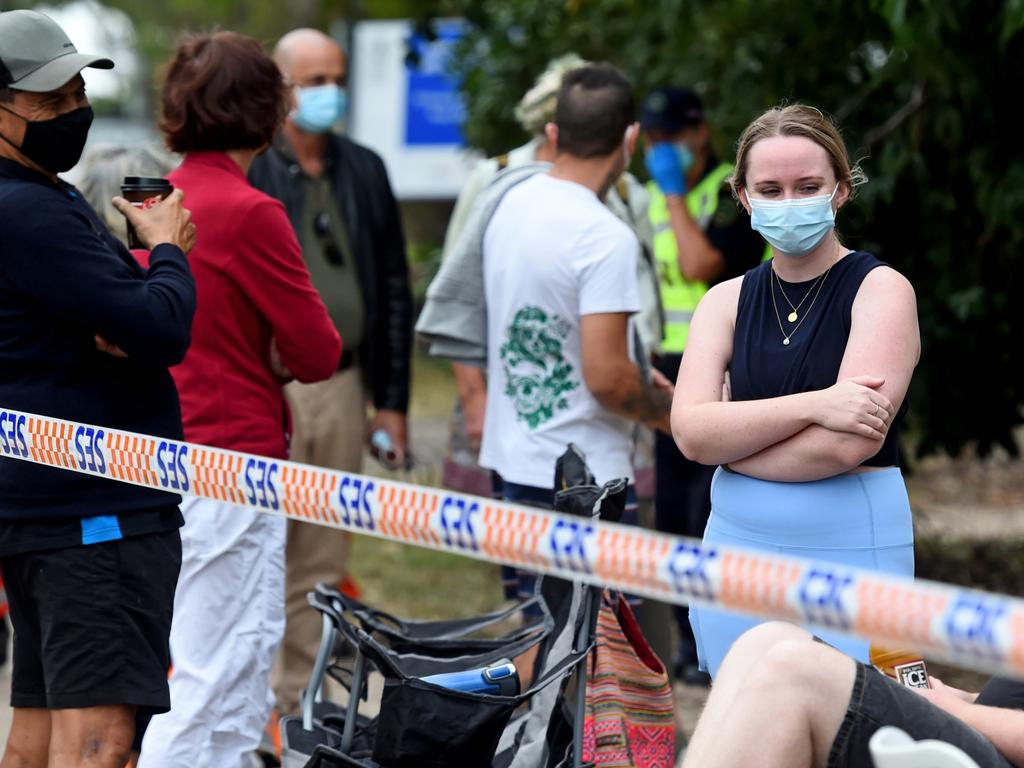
[752,638,857,762]
[720,621,813,671]
[50,706,136,768]
[750,636,856,707]
[2,708,50,768]
[743,621,813,649]
[79,723,134,765]
[1,741,49,768]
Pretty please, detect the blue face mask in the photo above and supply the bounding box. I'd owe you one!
[673,141,694,176]
[748,184,840,256]
[292,85,347,134]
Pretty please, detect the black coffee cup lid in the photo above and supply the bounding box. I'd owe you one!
[123,176,171,188]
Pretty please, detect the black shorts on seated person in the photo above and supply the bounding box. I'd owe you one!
[977,675,1024,710]
[1,526,181,750]
[828,662,1016,768]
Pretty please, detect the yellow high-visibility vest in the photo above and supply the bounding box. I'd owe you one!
[648,162,734,354]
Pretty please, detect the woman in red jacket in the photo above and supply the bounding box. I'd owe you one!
[139,33,341,766]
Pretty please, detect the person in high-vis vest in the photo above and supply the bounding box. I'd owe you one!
[640,86,766,685]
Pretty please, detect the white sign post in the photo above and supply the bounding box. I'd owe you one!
[349,19,482,200]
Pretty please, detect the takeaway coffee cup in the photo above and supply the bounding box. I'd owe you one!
[121,176,174,249]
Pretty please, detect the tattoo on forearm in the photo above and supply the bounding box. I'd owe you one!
[619,369,672,422]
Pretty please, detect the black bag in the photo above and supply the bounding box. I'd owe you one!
[355,628,585,768]
[302,744,367,767]
[373,678,518,768]
[554,443,627,523]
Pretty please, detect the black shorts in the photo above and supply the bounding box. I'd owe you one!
[1,527,181,745]
[829,662,1015,768]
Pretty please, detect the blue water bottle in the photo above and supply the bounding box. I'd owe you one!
[421,659,520,696]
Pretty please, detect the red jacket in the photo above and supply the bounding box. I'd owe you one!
[166,152,341,459]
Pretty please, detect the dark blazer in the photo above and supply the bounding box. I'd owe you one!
[250,134,413,413]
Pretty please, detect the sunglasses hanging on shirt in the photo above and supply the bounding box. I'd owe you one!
[313,211,345,266]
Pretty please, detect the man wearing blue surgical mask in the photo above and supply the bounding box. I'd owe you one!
[639,86,766,687]
[249,28,413,719]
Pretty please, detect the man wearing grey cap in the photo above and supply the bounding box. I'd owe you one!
[0,10,196,766]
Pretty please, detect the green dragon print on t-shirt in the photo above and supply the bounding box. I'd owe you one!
[499,305,579,430]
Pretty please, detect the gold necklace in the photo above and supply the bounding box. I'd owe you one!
[773,267,827,323]
[770,264,833,346]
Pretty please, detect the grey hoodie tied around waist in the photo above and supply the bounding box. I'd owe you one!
[415,163,551,367]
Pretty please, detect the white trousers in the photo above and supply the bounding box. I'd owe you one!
[139,497,286,768]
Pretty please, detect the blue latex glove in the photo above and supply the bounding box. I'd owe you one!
[645,142,688,196]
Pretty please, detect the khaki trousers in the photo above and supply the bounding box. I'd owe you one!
[272,367,366,714]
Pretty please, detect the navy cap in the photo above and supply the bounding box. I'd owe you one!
[640,86,704,133]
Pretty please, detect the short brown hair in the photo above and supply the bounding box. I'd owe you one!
[554,63,634,159]
[730,104,867,198]
[160,31,287,153]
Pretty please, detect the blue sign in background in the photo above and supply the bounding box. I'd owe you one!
[404,21,466,147]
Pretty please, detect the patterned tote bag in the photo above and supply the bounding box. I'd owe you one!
[583,590,675,768]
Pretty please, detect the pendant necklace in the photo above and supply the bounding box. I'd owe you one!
[770,264,834,346]
[773,267,828,323]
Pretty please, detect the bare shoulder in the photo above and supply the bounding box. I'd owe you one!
[858,264,916,302]
[860,266,917,299]
[697,275,746,319]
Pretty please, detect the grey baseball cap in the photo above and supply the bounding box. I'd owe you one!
[0,10,113,93]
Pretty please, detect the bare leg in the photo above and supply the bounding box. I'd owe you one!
[683,622,809,748]
[0,708,50,768]
[683,622,855,768]
[49,705,136,768]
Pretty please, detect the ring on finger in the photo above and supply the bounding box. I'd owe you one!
[871,403,879,417]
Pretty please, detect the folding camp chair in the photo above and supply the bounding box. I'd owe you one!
[282,445,628,768]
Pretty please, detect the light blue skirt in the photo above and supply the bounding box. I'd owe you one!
[690,466,914,678]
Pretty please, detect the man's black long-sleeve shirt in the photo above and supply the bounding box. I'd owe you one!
[0,157,195,550]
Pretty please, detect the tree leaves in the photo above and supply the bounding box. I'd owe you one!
[446,0,1023,457]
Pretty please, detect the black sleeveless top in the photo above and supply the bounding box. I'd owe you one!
[730,251,905,467]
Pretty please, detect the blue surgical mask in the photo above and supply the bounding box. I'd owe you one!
[673,141,694,175]
[292,85,347,134]
[748,184,840,256]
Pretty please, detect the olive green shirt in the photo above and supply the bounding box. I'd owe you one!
[299,173,365,349]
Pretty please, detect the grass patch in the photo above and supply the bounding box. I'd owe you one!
[347,346,499,621]
[410,344,458,419]
[349,535,505,620]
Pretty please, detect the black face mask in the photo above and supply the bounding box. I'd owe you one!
[0,105,94,174]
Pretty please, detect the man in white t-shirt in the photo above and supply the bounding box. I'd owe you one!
[479,63,673,604]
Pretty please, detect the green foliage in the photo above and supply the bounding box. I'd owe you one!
[407,241,443,311]
[98,0,353,65]
[444,0,1024,457]
[917,536,1024,594]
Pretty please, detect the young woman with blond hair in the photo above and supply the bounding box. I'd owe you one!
[672,104,920,677]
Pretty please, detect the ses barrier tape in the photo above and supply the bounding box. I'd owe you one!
[1,406,1023,678]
